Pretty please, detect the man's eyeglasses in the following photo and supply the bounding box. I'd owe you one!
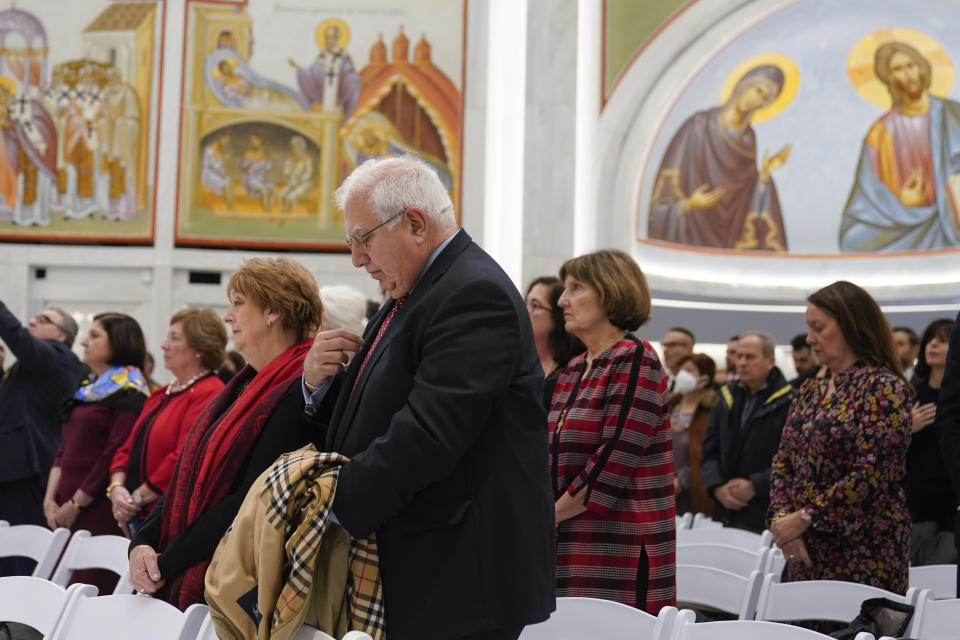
[346,211,404,250]
[35,313,66,332]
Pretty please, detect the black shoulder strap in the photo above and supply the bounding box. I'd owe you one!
[580,335,646,502]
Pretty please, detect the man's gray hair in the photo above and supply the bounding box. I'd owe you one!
[50,307,78,348]
[334,156,456,231]
[740,331,777,358]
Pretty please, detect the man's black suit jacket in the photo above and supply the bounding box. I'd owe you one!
[934,310,960,590]
[0,301,80,486]
[314,230,555,639]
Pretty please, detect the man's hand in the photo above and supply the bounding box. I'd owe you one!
[303,328,364,388]
[129,545,165,595]
[726,478,756,503]
[911,402,937,433]
[713,483,749,511]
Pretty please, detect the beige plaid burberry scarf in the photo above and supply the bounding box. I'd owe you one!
[206,445,386,640]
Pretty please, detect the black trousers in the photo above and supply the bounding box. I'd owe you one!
[0,477,47,577]
[459,626,524,640]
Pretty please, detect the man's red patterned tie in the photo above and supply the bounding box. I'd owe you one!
[352,296,405,393]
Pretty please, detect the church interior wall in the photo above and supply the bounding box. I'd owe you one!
[1,0,958,378]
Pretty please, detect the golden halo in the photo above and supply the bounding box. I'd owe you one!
[0,76,17,95]
[720,53,800,125]
[847,28,953,109]
[315,18,350,51]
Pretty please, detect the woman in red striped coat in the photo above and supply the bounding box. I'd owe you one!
[549,249,676,612]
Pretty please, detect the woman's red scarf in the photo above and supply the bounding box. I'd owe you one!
[158,339,311,609]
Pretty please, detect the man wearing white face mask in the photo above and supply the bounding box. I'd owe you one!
[701,332,795,532]
[669,354,718,516]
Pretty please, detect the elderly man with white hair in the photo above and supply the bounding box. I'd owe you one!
[302,156,555,640]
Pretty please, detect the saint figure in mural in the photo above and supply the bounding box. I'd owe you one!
[201,130,234,209]
[840,41,960,251]
[97,68,141,221]
[288,18,360,118]
[0,83,58,227]
[649,65,792,252]
[241,132,274,210]
[278,135,313,213]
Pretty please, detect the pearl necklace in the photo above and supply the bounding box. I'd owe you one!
[166,370,210,395]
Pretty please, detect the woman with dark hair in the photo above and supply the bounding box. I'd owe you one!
[43,312,149,593]
[549,249,675,612]
[769,280,912,594]
[669,352,717,516]
[109,308,228,536]
[525,276,584,407]
[128,257,323,610]
[905,318,956,565]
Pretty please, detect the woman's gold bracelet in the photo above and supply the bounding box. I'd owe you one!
[105,482,124,498]
[770,511,790,526]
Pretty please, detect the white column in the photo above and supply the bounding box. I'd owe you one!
[573,0,602,255]
[483,0,528,287]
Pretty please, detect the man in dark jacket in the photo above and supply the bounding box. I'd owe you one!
[302,156,554,640]
[934,310,960,592]
[701,331,795,533]
[0,301,80,575]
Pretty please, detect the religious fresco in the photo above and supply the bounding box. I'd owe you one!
[175,1,464,251]
[635,0,960,255]
[0,1,161,244]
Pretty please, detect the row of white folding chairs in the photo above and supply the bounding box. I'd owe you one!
[0,521,132,595]
[675,512,725,531]
[0,575,372,640]
[677,564,926,624]
[520,597,878,640]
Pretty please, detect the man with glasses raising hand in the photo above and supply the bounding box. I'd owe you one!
[0,300,80,576]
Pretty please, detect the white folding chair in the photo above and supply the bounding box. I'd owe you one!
[676,543,768,578]
[47,594,207,640]
[766,546,787,576]
[676,526,772,552]
[519,598,677,639]
[691,513,723,529]
[675,566,764,620]
[904,592,960,639]
[755,573,922,625]
[675,513,694,530]
[50,530,134,595]
[0,576,96,637]
[670,607,876,640]
[0,520,70,579]
[908,564,957,599]
[196,612,372,640]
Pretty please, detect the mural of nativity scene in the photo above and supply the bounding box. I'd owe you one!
[177,6,460,248]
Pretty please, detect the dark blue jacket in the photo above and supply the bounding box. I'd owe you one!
[0,302,81,485]
[701,367,795,532]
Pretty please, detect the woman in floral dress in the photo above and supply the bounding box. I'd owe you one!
[769,280,912,593]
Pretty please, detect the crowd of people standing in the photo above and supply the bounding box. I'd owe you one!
[0,155,959,638]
